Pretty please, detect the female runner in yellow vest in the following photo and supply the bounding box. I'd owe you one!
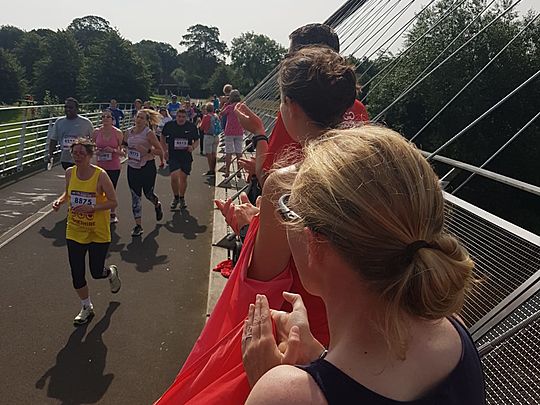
[52,138,121,325]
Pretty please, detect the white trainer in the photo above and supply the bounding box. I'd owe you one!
[74,305,94,326]
[109,265,121,294]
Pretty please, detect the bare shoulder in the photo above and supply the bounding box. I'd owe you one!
[263,165,298,196]
[246,365,327,405]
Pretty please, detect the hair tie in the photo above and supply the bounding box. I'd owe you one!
[405,240,431,262]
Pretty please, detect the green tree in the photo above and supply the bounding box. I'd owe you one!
[14,32,46,82]
[205,64,236,96]
[0,48,25,103]
[67,15,115,52]
[230,32,286,94]
[134,40,179,90]
[80,33,151,102]
[33,30,83,101]
[179,24,228,96]
[0,25,25,50]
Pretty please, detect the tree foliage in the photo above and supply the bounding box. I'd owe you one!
[67,15,115,52]
[33,30,83,101]
[0,48,25,103]
[230,32,286,94]
[80,33,151,102]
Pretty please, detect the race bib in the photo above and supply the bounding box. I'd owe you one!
[62,137,77,150]
[70,190,96,207]
[174,138,189,150]
[97,152,113,162]
[128,149,141,161]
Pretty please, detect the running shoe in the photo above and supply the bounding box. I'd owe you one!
[170,198,179,210]
[74,305,94,326]
[155,202,163,221]
[131,224,144,237]
[110,213,118,224]
[108,265,121,294]
[179,197,187,209]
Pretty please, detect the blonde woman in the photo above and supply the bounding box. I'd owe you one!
[242,127,485,404]
[124,109,164,237]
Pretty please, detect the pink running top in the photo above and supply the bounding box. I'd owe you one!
[94,127,122,170]
[127,126,154,169]
[221,103,243,136]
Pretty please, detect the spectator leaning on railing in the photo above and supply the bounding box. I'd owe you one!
[48,97,94,171]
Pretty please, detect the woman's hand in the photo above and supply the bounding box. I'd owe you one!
[239,157,257,178]
[214,192,260,234]
[234,103,266,135]
[271,292,325,365]
[52,199,63,211]
[242,294,301,388]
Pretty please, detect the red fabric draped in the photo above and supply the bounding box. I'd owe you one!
[156,217,329,404]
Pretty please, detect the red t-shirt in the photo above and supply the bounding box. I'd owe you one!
[199,114,212,135]
[263,99,369,171]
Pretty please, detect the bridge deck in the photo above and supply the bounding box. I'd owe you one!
[0,155,215,404]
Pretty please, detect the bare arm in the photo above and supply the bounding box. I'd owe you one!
[255,141,269,185]
[48,140,57,160]
[248,170,293,281]
[246,365,326,405]
[52,168,71,211]
[147,131,164,159]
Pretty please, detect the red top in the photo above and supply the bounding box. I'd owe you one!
[199,114,211,135]
[263,99,369,171]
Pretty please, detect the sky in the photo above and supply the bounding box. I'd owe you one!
[2,0,538,52]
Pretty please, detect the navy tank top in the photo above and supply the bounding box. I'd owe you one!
[298,317,485,404]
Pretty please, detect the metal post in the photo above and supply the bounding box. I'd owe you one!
[17,109,28,172]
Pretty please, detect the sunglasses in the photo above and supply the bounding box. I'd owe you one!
[277,194,302,221]
[71,150,88,156]
[102,115,112,118]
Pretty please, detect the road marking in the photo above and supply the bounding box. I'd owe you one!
[0,206,53,249]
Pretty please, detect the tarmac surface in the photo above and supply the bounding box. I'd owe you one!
[0,154,216,404]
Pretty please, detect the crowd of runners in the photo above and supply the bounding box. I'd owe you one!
[46,22,485,405]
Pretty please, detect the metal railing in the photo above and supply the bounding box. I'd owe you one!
[0,103,134,178]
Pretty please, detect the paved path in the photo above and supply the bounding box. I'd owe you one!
[0,155,216,404]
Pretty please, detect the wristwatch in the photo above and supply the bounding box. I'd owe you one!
[251,135,268,147]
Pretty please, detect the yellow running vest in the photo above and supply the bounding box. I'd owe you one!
[66,165,110,244]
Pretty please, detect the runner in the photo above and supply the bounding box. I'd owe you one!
[166,95,181,119]
[52,138,121,326]
[124,109,164,237]
[160,109,199,210]
[108,99,125,128]
[48,97,94,170]
[92,109,124,223]
[219,90,243,177]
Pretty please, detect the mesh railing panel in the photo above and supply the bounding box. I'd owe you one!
[480,293,540,405]
[443,197,540,328]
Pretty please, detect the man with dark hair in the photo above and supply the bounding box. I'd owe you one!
[160,109,199,210]
[48,98,94,170]
[288,23,340,53]
[167,95,181,118]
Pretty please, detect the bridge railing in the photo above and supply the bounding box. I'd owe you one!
[0,103,134,178]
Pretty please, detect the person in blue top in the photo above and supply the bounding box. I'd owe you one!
[109,99,124,128]
[241,126,485,405]
[167,95,181,118]
[212,94,220,112]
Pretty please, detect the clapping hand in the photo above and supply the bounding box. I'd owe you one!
[241,294,301,388]
[214,192,260,234]
[234,103,266,135]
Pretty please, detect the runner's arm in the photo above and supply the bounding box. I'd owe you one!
[52,168,71,211]
[148,131,164,159]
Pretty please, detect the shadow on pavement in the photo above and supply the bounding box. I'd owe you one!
[39,218,67,247]
[107,224,125,255]
[120,224,168,273]
[35,301,120,405]
[164,208,207,240]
